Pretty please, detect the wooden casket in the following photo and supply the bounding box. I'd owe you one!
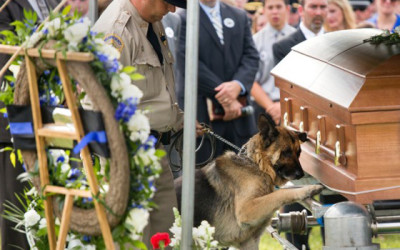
[271,29,400,204]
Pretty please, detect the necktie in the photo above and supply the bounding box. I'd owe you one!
[209,9,224,45]
[147,23,163,64]
[37,0,50,20]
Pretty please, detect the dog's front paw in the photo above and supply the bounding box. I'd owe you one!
[296,184,324,200]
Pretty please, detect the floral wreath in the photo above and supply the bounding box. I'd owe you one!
[364,26,400,45]
[1,7,163,249]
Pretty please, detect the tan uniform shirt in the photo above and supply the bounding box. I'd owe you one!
[92,0,183,132]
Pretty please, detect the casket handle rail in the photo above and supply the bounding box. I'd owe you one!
[283,97,292,127]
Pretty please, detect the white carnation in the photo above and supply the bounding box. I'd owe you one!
[24,209,41,227]
[121,83,143,102]
[39,218,47,229]
[395,26,400,35]
[97,43,120,60]
[67,238,84,249]
[49,149,69,165]
[9,65,20,78]
[46,17,63,36]
[85,245,96,250]
[110,73,131,98]
[26,32,44,48]
[125,208,149,233]
[64,22,89,44]
[61,163,71,174]
[127,112,150,143]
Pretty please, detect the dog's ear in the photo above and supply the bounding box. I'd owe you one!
[258,114,279,147]
[295,131,308,142]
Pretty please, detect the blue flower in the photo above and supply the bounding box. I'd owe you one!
[44,70,50,76]
[131,203,144,209]
[115,98,137,122]
[82,197,93,204]
[141,135,157,151]
[53,75,61,85]
[56,156,65,163]
[83,235,92,243]
[43,29,49,35]
[90,31,97,36]
[9,82,14,87]
[69,168,82,180]
[22,163,27,172]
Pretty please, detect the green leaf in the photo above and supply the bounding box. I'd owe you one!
[131,240,147,250]
[62,5,72,16]
[0,107,6,114]
[10,151,16,167]
[130,73,145,81]
[154,149,166,158]
[4,75,16,82]
[122,66,136,74]
[17,150,23,163]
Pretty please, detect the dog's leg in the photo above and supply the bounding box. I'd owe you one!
[235,185,323,227]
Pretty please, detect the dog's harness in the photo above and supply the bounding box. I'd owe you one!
[167,124,247,172]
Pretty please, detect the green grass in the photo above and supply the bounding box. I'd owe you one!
[260,227,400,249]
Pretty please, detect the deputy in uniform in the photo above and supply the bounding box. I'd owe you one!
[92,0,188,247]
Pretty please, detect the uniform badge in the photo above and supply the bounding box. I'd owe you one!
[104,34,124,53]
[223,18,235,28]
[165,27,174,38]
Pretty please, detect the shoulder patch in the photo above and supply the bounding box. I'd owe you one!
[104,34,124,53]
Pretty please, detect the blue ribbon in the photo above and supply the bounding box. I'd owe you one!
[9,122,34,135]
[73,131,107,154]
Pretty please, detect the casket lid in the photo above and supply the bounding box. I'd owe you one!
[271,29,400,112]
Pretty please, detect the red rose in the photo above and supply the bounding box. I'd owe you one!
[151,232,171,249]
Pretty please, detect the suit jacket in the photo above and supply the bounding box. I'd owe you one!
[177,2,259,141]
[272,28,306,65]
[0,0,60,142]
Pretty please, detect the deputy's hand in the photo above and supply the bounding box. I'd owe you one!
[266,102,281,125]
[196,121,205,137]
[222,99,242,121]
[215,81,241,105]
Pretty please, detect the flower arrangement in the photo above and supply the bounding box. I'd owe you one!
[0,7,164,249]
[364,26,400,45]
[167,208,223,250]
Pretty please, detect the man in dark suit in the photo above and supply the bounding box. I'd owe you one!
[0,1,60,249]
[177,0,259,162]
[273,0,327,64]
[272,0,327,248]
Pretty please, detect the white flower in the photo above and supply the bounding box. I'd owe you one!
[135,147,158,166]
[24,209,41,227]
[61,163,71,174]
[39,218,47,229]
[44,17,63,36]
[26,32,44,48]
[382,29,390,37]
[395,26,400,35]
[86,245,96,250]
[125,208,149,233]
[97,43,120,60]
[25,187,37,196]
[100,184,109,193]
[67,238,84,249]
[127,112,150,143]
[110,73,131,98]
[9,64,20,78]
[49,149,69,165]
[121,84,143,102]
[64,22,89,44]
[111,73,143,101]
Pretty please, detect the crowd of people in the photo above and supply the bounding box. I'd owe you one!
[0,0,399,249]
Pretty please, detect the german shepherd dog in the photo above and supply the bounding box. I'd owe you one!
[174,114,323,249]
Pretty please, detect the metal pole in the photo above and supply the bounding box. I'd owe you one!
[181,0,199,249]
[89,0,98,23]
